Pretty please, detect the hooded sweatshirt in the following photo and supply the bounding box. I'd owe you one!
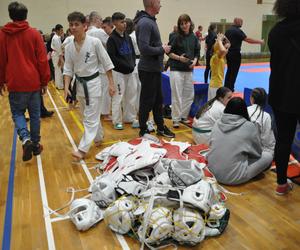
[0,21,50,92]
[207,113,262,185]
[134,11,164,72]
[268,17,300,115]
[107,29,135,74]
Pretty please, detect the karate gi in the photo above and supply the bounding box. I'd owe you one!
[51,33,64,89]
[64,35,114,152]
[87,26,111,115]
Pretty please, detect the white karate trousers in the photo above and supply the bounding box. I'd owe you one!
[112,70,137,124]
[52,55,64,89]
[77,96,103,153]
[100,73,111,115]
[170,71,194,122]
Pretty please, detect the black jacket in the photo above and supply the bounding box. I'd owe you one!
[107,29,135,74]
[134,10,164,72]
[268,17,300,115]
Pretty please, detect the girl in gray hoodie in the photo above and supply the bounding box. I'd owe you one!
[207,97,273,185]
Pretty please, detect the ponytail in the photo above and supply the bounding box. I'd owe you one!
[195,87,231,119]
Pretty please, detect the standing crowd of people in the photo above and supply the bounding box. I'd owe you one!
[0,0,299,196]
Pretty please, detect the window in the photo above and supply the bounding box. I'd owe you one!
[211,21,233,34]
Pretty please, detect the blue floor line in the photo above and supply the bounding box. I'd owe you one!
[2,129,17,250]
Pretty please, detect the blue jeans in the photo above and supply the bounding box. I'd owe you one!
[9,91,41,144]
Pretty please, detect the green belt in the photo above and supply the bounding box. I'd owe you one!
[75,71,100,105]
[192,127,212,133]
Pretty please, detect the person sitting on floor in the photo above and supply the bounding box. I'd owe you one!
[192,87,232,145]
[207,97,273,185]
[247,87,275,156]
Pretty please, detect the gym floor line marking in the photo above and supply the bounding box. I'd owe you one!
[2,129,17,250]
[36,155,56,250]
[51,85,84,132]
[47,89,130,250]
[50,84,190,141]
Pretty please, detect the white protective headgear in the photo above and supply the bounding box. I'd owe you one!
[182,180,214,213]
[151,172,172,186]
[115,174,147,196]
[173,207,205,245]
[104,196,136,234]
[138,207,173,245]
[90,173,117,208]
[153,158,172,175]
[69,198,103,231]
[168,159,205,187]
[205,203,230,237]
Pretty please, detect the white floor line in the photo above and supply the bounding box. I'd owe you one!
[47,89,130,250]
[37,155,56,250]
[47,89,93,183]
[51,216,70,223]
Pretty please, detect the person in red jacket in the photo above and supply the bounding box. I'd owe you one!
[0,1,50,161]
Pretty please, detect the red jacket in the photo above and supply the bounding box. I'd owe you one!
[0,21,50,92]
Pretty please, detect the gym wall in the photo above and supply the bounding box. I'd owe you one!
[0,0,274,53]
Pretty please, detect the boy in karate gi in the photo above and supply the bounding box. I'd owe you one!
[63,11,115,159]
[51,24,64,89]
[107,12,138,130]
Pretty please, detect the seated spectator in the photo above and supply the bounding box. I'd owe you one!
[248,88,275,156]
[207,97,273,185]
[192,87,232,145]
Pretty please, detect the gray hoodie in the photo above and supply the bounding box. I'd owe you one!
[207,113,262,185]
[134,11,164,72]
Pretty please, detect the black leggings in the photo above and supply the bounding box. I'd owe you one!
[224,53,241,92]
[204,53,212,83]
[273,109,300,184]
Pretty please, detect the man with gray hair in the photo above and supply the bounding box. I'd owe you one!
[134,0,175,138]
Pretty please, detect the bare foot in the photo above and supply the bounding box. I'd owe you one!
[72,150,86,160]
[94,141,102,147]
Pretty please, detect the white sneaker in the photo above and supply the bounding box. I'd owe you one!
[173,121,180,128]
[131,119,140,128]
[147,120,155,132]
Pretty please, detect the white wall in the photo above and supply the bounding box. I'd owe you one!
[0,0,274,52]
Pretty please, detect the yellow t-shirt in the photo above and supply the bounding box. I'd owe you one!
[209,43,225,88]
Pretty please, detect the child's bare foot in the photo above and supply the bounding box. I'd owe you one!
[94,141,102,147]
[72,150,86,160]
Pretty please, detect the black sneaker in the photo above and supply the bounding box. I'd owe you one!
[139,129,150,137]
[22,140,33,161]
[32,143,43,156]
[156,125,175,138]
[41,111,54,118]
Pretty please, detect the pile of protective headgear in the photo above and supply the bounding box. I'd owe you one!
[67,136,230,248]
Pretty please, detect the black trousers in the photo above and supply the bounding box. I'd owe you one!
[224,53,241,92]
[204,53,212,83]
[138,70,164,132]
[273,109,300,184]
[40,92,48,114]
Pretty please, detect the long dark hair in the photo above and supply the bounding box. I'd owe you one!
[208,24,216,33]
[273,0,300,18]
[250,87,267,128]
[177,14,193,36]
[224,97,250,121]
[196,87,231,119]
[173,14,194,55]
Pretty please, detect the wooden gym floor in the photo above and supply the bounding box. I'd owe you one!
[1,82,300,250]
